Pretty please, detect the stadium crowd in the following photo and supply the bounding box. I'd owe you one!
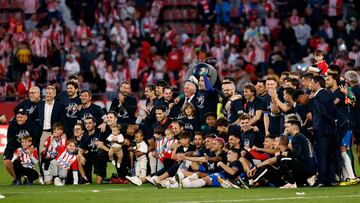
[2,0,360,189]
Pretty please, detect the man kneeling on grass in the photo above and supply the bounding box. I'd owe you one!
[181,148,242,188]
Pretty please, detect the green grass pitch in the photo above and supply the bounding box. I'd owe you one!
[1,155,360,203]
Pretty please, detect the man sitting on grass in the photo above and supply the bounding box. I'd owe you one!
[180,148,242,188]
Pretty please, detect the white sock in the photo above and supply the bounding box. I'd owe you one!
[342,151,356,179]
[178,171,185,181]
[183,179,206,188]
[188,173,198,180]
[169,182,179,188]
[185,160,191,168]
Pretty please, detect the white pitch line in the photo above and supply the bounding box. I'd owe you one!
[3,187,156,194]
[167,194,360,203]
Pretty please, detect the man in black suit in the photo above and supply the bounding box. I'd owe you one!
[310,76,337,186]
[170,80,199,119]
[38,85,64,153]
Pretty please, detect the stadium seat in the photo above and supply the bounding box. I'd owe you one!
[0,0,10,9]
[186,9,197,20]
[230,8,238,18]
[12,0,23,9]
[163,10,173,20]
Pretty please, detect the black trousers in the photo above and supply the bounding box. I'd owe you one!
[263,165,285,187]
[84,152,108,182]
[277,156,315,185]
[314,132,338,185]
[13,160,39,182]
[154,159,176,176]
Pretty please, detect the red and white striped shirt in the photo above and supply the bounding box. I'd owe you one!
[30,36,51,57]
[182,45,195,64]
[156,137,167,158]
[328,0,342,17]
[93,59,107,79]
[162,138,178,160]
[47,0,58,12]
[12,148,38,169]
[43,134,67,159]
[151,0,163,20]
[211,46,225,62]
[349,51,360,68]
[200,0,210,14]
[74,25,92,47]
[56,146,78,171]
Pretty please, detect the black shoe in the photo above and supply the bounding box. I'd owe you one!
[237,176,250,189]
[11,180,17,185]
[102,178,111,184]
[252,168,268,185]
[23,177,29,185]
[79,177,90,185]
[329,182,338,187]
[23,179,33,185]
[126,168,133,176]
[315,183,325,188]
[111,173,118,179]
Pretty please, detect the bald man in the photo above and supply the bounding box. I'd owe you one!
[14,86,41,123]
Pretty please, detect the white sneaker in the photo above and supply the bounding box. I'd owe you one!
[54,177,64,186]
[145,176,157,185]
[0,194,5,199]
[160,179,170,188]
[188,173,198,181]
[126,176,142,186]
[111,160,116,166]
[307,175,317,186]
[177,172,185,182]
[117,163,121,168]
[39,177,45,185]
[280,183,297,189]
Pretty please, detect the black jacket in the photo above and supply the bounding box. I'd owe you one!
[312,89,335,136]
[38,100,64,131]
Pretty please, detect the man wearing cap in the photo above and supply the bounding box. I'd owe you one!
[14,86,41,123]
[4,108,40,185]
[38,85,64,153]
